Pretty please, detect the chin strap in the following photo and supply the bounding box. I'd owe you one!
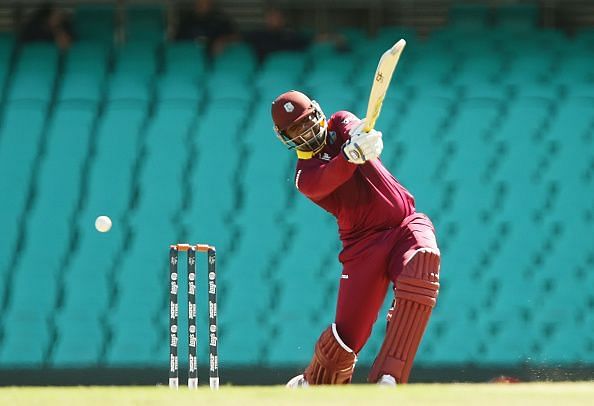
[295,143,326,160]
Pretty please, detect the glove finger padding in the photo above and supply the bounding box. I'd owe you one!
[358,131,383,160]
[348,120,368,137]
[343,130,383,164]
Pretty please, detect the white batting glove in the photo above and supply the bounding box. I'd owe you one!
[342,124,383,164]
[348,120,371,138]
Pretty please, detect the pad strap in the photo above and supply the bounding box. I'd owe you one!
[304,324,357,385]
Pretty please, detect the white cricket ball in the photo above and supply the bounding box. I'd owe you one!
[95,215,112,233]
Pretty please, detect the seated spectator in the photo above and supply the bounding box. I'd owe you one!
[246,7,312,61]
[175,0,238,56]
[20,2,74,49]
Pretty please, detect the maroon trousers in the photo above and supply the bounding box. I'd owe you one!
[334,212,439,353]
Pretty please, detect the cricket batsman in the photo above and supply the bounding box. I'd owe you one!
[271,90,440,386]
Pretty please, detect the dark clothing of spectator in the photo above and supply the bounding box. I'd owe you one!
[246,28,311,61]
[245,8,312,61]
[20,3,74,49]
[175,6,237,55]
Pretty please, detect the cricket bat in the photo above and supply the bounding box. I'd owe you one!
[363,39,406,132]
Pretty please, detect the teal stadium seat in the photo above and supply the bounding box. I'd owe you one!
[7,104,97,324]
[157,74,203,103]
[397,47,455,86]
[105,318,161,366]
[110,247,168,321]
[108,73,152,102]
[164,42,207,80]
[529,271,587,364]
[423,312,478,364]
[494,4,539,32]
[256,51,307,89]
[80,102,148,224]
[448,4,490,31]
[66,217,124,282]
[7,43,58,103]
[182,101,247,253]
[60,221,125,317]
[6,267,59,321]
[544,96,594,183]
[59,261,113,319]
[308,83,358,118]
[304,49,355,87]
[581,296,594,363]
[26,103,94,210]
[271,228,333,324]
[0,33,15,98]
[221,317,267,366]
[462,82,511,100]
[266,317,319,365]
[113,42,158,81]
[58,42,110,102]
[134,103,196,217]
[493,93,553,148]
[0,102,46,274]
[74,4,115,43]
[211,43,257,80]
[222,219,278,313]
[51,315,103,366]
[451,53,505,85]
[235,107,292,220]
[63,41,110,77]
[350,84,411,136]
[162,40,209,103]
[442,98,502,182]
[0,316,51,366]
[117,97,193,320]
[502,49,557,84]
[534,322,585,365]
[59,73,105,103]
[2,20,594,373]
[493,30,561,56]
[574,27,594,49]
[390,87,454,184]
[207,71,254,103]
[553,50,594,84]
[126,5,165,44]
[478,314,534,365]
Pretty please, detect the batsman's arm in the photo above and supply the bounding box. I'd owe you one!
[295,155,357,200]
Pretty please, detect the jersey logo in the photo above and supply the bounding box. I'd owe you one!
[328,131,337,145]
[341,118,351,125]
[320,153,331,161]
[284,102,294,112]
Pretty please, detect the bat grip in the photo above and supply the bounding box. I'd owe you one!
[363,121,373,133]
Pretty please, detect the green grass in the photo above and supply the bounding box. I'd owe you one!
[0,383,593,406]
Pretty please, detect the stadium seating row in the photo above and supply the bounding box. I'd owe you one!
[1,12,593,370]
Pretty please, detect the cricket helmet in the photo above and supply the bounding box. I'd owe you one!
[271,90,327,154]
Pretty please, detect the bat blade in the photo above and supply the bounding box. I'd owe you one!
[363,39,406,133]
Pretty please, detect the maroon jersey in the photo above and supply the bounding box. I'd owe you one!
[295,111,415,244]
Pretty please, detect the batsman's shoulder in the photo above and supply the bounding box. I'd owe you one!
[329,110,360,125]
[329,111,361,133]
[328,110,361,142]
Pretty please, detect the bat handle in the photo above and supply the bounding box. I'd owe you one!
[362,120,373,133]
